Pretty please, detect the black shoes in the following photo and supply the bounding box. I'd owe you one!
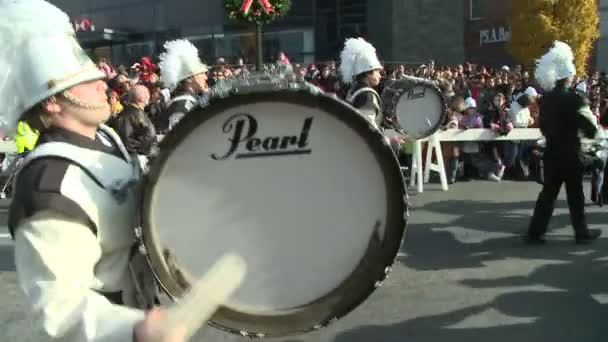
[524,229,602,245]
[524,234,547,245]
[575,229,602,244]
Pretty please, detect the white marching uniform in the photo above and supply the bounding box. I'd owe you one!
[346,85,384,131]
[165,93,199,131]
[10,125,146,341]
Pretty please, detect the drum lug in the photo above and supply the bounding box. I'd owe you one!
[238,331,265,339]
[374,280,383,288]
[404,194,412,218]
[134,226,143,239]
[138,243,148,255]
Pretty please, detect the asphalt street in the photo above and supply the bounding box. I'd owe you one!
[1,181,608,341]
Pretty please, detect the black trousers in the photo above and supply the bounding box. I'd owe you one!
[528,154,588,236]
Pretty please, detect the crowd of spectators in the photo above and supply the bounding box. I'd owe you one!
[97,54,608,196]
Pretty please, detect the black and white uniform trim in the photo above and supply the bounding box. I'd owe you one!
[9,125,146,342]
[346,83,383,130]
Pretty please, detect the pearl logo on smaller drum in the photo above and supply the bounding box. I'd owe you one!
[211,113,314,160]
[406,86,427,100]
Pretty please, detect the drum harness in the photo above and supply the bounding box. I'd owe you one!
[347,87,408,137]
[13,124,163,309]
[347,87,413,222]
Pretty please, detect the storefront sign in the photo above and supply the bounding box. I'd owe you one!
[73,18,95,32]
[480,27,510,45]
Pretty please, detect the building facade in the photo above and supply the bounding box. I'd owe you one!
[597,0,608,72]
[51,0,606,72]
[53,0,464,67]
[51,0,317,65]
[464,0,515,68]
[368,0,466,68]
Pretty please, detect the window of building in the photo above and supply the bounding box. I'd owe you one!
[469,0,483,21]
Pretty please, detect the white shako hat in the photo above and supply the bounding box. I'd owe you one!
[0,0,106,128]
[534,41,577,91]
[339,37,383,84]
[159,39,209,91]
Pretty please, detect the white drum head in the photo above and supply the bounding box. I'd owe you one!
[381,77,447,140]
[395,85,445,139]
[142,90,406,337]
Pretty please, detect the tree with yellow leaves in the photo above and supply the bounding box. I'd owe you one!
[509,0,599,75]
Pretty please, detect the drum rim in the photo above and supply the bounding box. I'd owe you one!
[141,89,407,338]
[382,79,447,140]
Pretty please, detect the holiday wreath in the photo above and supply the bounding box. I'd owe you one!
[225,0,291,24]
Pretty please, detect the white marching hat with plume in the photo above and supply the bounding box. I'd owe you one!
[159,39,208,91]
[535,41,577,91]
[0,0,106,128]
[339,38,383,84]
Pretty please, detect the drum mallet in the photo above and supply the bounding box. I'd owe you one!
[163,253,247,341]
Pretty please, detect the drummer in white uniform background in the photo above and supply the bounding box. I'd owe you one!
[339,38,387,131]
[2,1,185,341]
[158,39,210,133]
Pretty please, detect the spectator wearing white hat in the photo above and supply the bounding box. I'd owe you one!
[504,86,539,179]
[459,97,504,182]
[459,98,485,180]
[510,86,538,128]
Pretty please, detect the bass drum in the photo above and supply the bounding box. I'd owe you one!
[381,76,447,140]
[141,78,408,338]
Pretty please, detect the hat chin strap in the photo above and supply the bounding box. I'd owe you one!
[61,90,108,110]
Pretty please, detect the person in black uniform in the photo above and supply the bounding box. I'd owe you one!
[158,39,209,133]
[526,41,603,245]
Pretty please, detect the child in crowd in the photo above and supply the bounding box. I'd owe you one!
[505,86,538,179]
[484,92,511,180]
[459,98,503,181]
[459,98,484,180]
[442,96,464,183]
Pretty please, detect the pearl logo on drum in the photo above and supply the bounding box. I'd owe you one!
[211,113,313,160]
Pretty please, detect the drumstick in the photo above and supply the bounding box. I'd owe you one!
[162,253,247,341]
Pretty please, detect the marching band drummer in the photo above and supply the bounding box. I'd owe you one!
[526,41,603,245]
[339,37,387,131]
[2,1,186,341]
[158,39,210,133]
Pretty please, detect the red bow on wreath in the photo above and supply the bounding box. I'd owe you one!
[240,0,274,15]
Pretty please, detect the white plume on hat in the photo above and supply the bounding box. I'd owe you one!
[0,0,105,128]
[535,41,577,91]
[159,39,208,91]
[339,38,383,84]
